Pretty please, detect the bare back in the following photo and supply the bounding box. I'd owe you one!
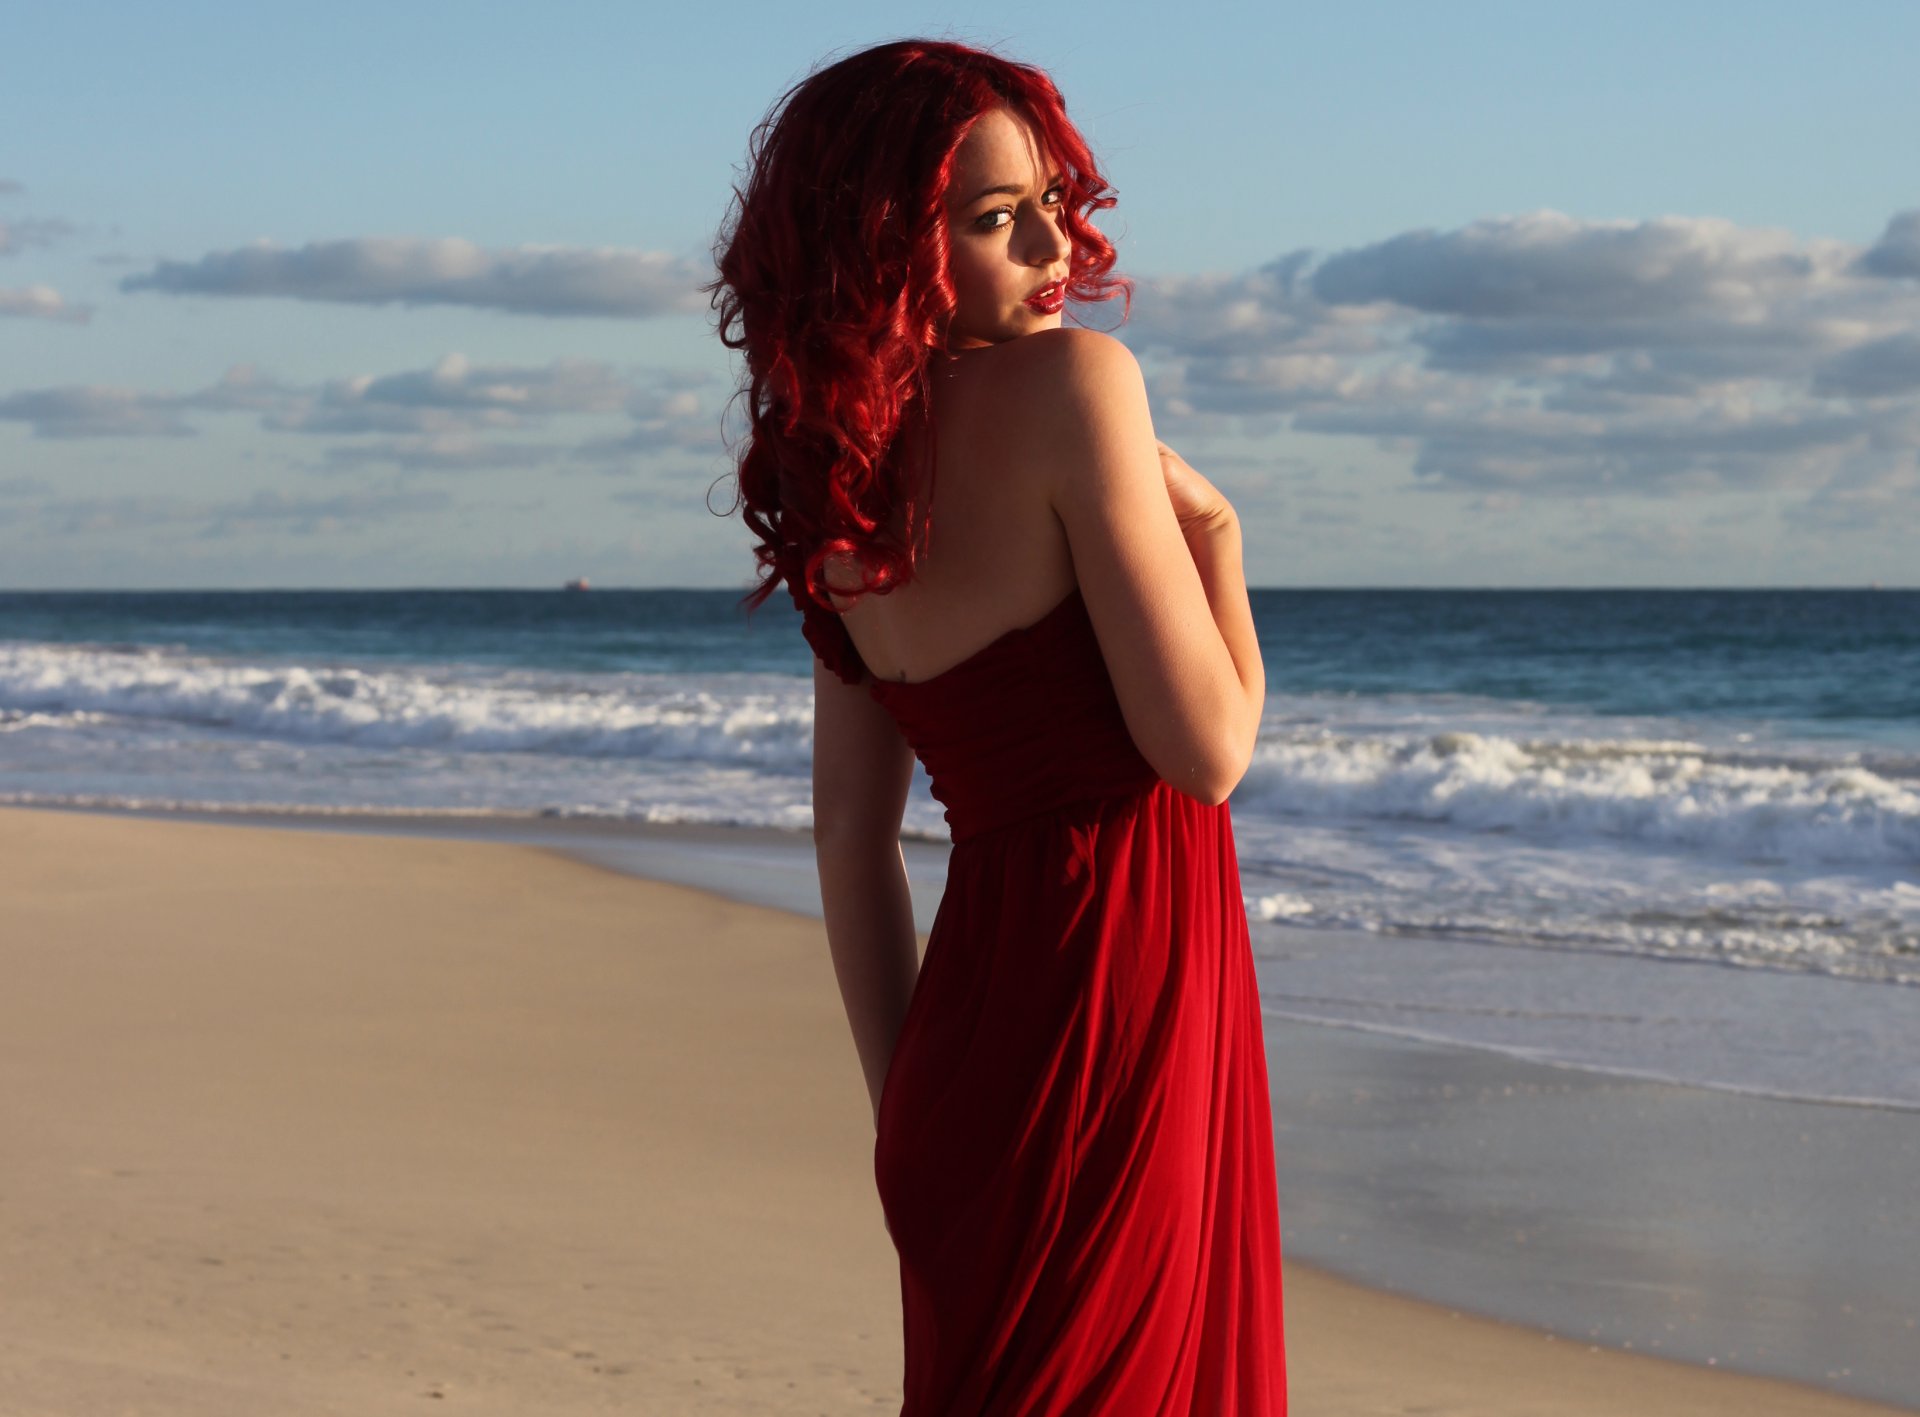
[813,326,1261,809]
[823,344,1077,686]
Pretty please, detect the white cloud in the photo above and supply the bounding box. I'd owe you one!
[571,384,727,465]
[0,385,191,438]
[1813,333,1920,399]
[316,435,572,473]
[1125,206,1920,505]
[0,284,91,323]
[183,362,302,413]
[0,355,725,490]
[268,354,639,436]
[1309,211,1838,322]
[120,236,709,319]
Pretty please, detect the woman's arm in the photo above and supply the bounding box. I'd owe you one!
[1159,444,1266,780]
[810,660,920,1127]
[1017,328,1265,803]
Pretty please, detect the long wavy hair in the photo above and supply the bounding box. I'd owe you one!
[707,38,1129,625]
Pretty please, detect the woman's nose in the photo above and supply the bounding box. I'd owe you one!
[1024,210,1071,265]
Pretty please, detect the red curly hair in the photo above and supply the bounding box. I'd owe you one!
[707,38,1129,628]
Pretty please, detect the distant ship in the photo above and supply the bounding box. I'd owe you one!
[563,577,590,592]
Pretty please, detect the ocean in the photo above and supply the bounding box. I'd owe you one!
[4,587,1915,1110]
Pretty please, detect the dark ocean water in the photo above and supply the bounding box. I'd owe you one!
[3,587,1914,735]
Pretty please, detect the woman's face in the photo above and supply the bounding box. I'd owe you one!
[942,106,1074,351]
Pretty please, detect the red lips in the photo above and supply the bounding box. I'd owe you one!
[1024,281,1065,315]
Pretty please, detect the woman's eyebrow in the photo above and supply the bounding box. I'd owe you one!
[959,172,1066,206]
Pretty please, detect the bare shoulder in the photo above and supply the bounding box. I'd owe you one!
[987,326,1145,412]
[974,328,1152,493]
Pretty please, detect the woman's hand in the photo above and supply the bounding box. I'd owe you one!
[1156,440,1238,535]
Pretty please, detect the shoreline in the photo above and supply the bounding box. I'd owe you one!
[15,798,1919,1114]
[4,802,1915,1413]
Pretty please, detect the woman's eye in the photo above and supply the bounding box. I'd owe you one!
[971,188,1065,232]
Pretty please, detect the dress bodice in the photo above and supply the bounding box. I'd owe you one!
[799,586,1161,844]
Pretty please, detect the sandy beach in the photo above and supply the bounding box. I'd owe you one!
[2,803,1910,1416]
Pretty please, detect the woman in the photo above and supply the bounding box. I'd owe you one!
[710,38,1286,1414]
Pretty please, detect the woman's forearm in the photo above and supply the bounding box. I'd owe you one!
[814,830,921,1126]
[1184,514,1266,765]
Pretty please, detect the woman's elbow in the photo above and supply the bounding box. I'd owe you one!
[1156,730,1249,807]
[1130,687,1261,807]
[1199,752,1250,807]
[1171,768,1237,809]
[1205,710,1263,804]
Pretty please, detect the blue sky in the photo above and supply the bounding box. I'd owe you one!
[4,0,1917,588]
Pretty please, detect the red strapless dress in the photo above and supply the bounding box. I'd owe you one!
[800,583,1288,1415]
